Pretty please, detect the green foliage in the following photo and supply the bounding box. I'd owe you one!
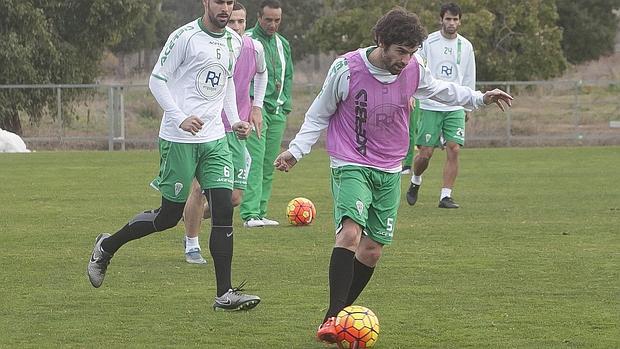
[112,1,167,54]
[275,0,324,60]
[472,0,566,80]
[557,0,620,64]
[310,0,567,81]
[240,0,324,61]
[0,0,149,133]
[310,0,401,54]
[161,0,202,24]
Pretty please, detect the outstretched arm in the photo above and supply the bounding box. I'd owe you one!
[274,57,350,172]
[415,63,512,111]
[482,89,513,111]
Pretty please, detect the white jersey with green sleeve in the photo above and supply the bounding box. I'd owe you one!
[150,18,242,143]
[419,31,476,112]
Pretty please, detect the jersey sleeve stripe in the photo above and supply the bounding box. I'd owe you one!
[151,74,168,82]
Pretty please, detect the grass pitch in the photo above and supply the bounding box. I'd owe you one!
[0,146,618,348]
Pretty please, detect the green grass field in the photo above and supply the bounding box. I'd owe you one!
[0,147,618,348]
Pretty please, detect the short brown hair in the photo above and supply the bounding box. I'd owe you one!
[259,0,281,15]
[233,2,245,12]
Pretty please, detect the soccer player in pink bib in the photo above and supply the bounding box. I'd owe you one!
[273,7,513,344]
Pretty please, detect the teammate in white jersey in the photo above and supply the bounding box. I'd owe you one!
[182,1,269,264]
[406,2,476,208]
[87,0,261,312]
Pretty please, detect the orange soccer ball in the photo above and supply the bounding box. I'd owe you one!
[335,305,380,348]
[286,197,316,225]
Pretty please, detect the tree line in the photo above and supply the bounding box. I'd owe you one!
[1,0,619,133]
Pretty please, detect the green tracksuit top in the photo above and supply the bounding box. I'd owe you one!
[246,24,293,115]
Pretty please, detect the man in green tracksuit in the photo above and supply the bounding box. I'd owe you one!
[241,0,293,227]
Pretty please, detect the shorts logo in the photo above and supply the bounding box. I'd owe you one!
[456,127,465,139]
[425,133,432,143]
[174,182,183,196]
[356,200,364,215]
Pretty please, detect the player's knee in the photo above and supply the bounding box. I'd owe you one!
[359,243,382,266]
[336,231,359,250]
[446,142,460,152]
[417,147,434,160]
[153,199,184,231]
[336,218,362,249]
[207,188,233,226]
[231,191,243,207]
[190,182,203,196]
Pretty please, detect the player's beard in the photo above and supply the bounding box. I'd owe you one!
[388,64,405,75]
[382,49,405,75]
[442,24,457,35]
[207,7,230,29]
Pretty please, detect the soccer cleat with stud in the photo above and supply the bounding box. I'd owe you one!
[406,183,420,206]
[213,281,261,311]
[438,196,460,209]
[87,233,113,288]
[243,218,265,228]
[260,217,280,226]
[317,317,339,344]
[400,166,411,175]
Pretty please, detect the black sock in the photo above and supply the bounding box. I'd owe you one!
[345,258,375,306]
[204,188,234,297]
[324,247,355,321]
[210,226,233,297]
[101,199,185,255]
[101,219,157,255]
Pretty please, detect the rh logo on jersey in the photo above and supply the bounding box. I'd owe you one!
[373,104,399,128]
[196,63,227,100]
[205,71,221,87]
[436,60,457,81]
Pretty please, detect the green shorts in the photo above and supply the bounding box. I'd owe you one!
[226,132,250,190]
[150,138,233,203]
[415,109,466,147]
[330,165,401,245]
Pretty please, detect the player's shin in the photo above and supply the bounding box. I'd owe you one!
[325,247,355,321]
[101,198,184,254]
[206,188,234,296]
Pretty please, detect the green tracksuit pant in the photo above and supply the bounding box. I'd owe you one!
[403,99,421,167]
[240,110,287,221]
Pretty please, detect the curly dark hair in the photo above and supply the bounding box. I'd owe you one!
[373,7,428,49]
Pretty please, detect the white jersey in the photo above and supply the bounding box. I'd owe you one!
[418,31,476,112]
[288,47,484,168]
[150,19,242,143]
